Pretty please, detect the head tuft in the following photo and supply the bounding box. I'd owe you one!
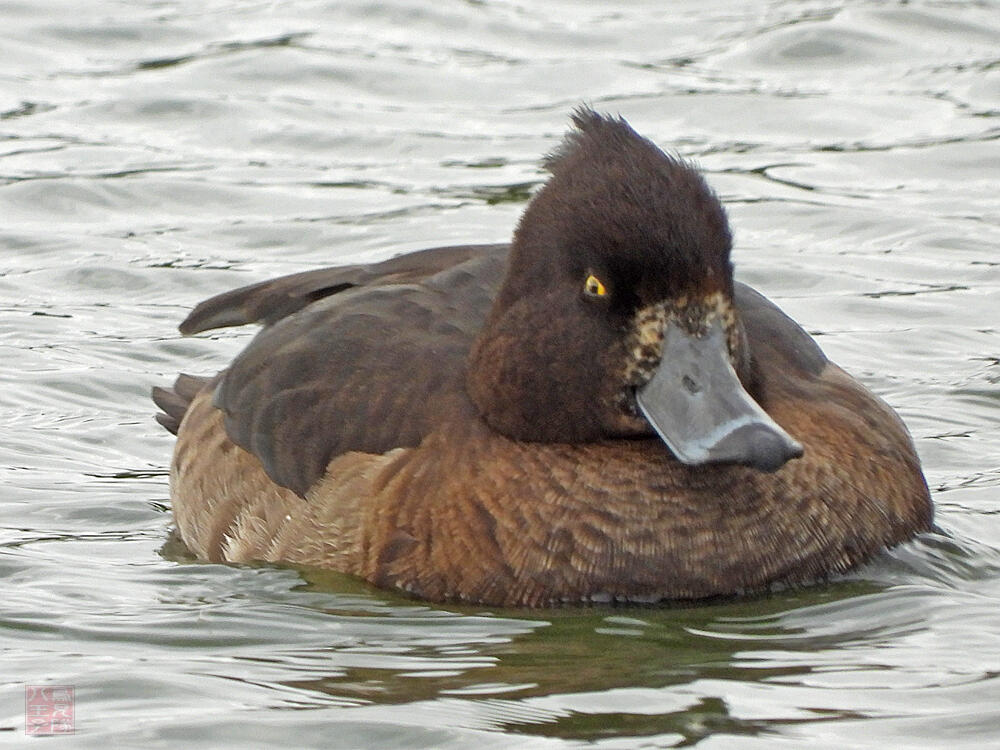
[512,107,734,303]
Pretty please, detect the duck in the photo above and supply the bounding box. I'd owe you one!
[154,108,932,607]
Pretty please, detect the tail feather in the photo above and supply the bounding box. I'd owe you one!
[152,374,215,435]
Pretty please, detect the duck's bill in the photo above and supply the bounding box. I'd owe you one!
[636,318,803,473]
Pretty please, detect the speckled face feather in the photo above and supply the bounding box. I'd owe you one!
[622,291,740,392]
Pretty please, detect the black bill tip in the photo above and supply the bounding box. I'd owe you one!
[711,421,804,473]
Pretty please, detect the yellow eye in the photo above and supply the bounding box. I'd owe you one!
[584,274,608,297]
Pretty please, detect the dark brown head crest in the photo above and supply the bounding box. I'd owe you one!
[543,107,668,175]
[512,107,734,302]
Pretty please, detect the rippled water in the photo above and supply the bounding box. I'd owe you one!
[2,1,999,746]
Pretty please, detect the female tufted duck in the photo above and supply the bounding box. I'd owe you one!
[154,109,932,606]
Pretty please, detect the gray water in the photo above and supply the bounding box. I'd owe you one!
[2,1,999,747]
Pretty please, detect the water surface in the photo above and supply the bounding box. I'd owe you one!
[2,1,999,747]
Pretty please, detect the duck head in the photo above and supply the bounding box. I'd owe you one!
[467,109,802,472]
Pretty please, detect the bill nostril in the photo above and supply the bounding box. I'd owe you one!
[681,374,700,394]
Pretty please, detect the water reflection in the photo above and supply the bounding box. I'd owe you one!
[242,569,886,740]
[153,528,995,746]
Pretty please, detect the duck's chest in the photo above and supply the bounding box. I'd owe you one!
[353,433,874,606]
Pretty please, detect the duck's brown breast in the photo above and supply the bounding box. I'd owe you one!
[352,362,929,606]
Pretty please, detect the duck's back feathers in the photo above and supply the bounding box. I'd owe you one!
[180,244,501,335]
[177,245,507,497]
[735,284,827,380]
